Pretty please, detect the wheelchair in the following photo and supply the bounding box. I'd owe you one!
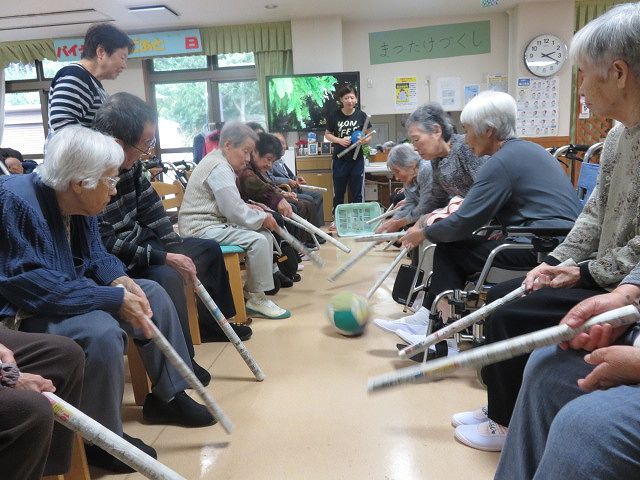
[402,142,604,352]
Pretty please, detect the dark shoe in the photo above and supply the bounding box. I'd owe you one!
[274,270,293,288]
[143,391,216,427]
[395,342,448,363]
[290,273,301,282]
[85,433,157,473]
[265,272,281,296]
[315,234,326,244]
[201,321,252,342]
[192,360,211,386]
[303,242,320,251]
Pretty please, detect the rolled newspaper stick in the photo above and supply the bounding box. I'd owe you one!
[44,392,186,480]
[382,240,395,251]
[193,280,265,381]
[398,259,577,359]
[369,304,640,393]
[328,242,377,282]
[290,212,351,253]
[143,315,234,433]
[336,130,376,159]
[276,225,325,268]
[279,213,318,237]
[365,210,395,225]
[367,247,409,299]
[300,185,328,192]
[354,232,405,243]
[352,115,371,160]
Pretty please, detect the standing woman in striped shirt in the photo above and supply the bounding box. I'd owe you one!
[47,23,134,135]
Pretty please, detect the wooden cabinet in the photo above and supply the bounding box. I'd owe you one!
[296,154,334,221]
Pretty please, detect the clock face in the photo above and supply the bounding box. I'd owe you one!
[524,34,567,77]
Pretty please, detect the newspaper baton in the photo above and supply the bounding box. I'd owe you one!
[194,280,265,381]
[352,115,371,160]
[398,259,578,359]
[336,130,376,159]
[367,247,409,300]
[355,232,405,243]
[369,304,640,393]
[328,242,377,282]
[45,392,186,479]
[290,212,350,253]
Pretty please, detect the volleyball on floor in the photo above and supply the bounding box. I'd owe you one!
[326,292,370,336]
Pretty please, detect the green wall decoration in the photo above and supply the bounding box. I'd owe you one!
[369,21,491,65]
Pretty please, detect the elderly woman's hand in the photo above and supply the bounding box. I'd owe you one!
[277,198,293,217]
[0,343,16,365]
[401,224,426,250]
[166,253,198,285]
[15,373,56,393]
[559,287,639,352]
[118,288,155,339]
[523,263,581,292]
[376,218,405,234]
[579,346,640,392]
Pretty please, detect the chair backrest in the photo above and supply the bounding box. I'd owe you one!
[151,180,184,211]
[576,162,600,206]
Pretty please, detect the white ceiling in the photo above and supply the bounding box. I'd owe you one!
[0,0,549,42]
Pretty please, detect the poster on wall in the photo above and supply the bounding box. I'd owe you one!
[436,77,462,111]
[515,77,559,137]
[394,76,418,110]
[464,84,480,105]
[486,74,508,93]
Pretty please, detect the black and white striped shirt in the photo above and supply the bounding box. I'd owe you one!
[47,63,107,133]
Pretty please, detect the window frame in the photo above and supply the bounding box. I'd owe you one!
[145,54,261,160]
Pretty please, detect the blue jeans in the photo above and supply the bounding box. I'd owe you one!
[495,345,640,479]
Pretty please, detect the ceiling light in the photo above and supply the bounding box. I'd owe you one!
[128,5,179,16]
[265,4,279,9]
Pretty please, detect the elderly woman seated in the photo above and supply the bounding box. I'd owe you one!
[0,125,214,473]
[453,2,640,453]
[239,132,316,251]
[397,91,582,334]
[178,122,291,320]
[375,143,433,234]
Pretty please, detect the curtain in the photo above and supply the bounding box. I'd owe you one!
[0,69,4,145]
[0,39,56,68]
[200,21,291,55]
[255,50,294,115]
[570,1,630,141]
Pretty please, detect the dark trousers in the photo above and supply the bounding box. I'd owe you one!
[332,157,364,211]
[297,190,325,226]
[480,277,606,426]
[0,329,84,479]
[423,237,538,308]
[131,237,236,348]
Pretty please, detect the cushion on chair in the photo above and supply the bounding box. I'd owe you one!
[220,245,245,254]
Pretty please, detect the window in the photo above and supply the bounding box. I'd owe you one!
[2,60,65,159]
[146,53,265,162]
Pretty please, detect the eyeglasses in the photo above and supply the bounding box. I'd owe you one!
[101,176,120,189]
[130,137,157,159]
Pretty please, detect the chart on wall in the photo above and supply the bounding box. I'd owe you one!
[515,77,559,137]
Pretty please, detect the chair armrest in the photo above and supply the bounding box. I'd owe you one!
[505,226,572,237]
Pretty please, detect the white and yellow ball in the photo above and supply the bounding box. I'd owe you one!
[326,292,370,336]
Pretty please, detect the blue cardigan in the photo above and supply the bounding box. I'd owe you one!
[0,173,125,318]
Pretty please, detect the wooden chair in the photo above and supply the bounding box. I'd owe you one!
[220,245,249,324]
[151,181,200,345]
[42,434,90,480]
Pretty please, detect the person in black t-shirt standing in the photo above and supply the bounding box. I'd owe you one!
[324,84,369,212]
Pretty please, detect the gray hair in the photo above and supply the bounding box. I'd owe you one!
[460,91,516,140]
[38,125,123,191]
[220,121,259,148]
[387,143,421,170]
[405,102,454,142]
[570,3,640,78]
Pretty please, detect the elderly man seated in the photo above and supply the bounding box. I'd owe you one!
[398,91,582,332]
[93,92,250,347]
[0,125,214,474]
[0,329,83,480]
[179,122,291,319]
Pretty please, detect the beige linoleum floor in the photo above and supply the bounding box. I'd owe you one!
[98,237,499,480]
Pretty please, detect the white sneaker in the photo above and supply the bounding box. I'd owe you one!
[297,263,304,271]
[454,420,508,452]
[373,307,430,333]
[395,330,427,345]
[451,406,489,428]
[245,292,291,319]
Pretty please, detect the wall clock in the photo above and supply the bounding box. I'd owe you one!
[524,34,567,77]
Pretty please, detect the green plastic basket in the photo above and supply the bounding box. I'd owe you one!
[334,202,383,237]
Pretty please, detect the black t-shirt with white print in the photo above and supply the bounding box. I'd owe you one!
[326,108,368,161]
